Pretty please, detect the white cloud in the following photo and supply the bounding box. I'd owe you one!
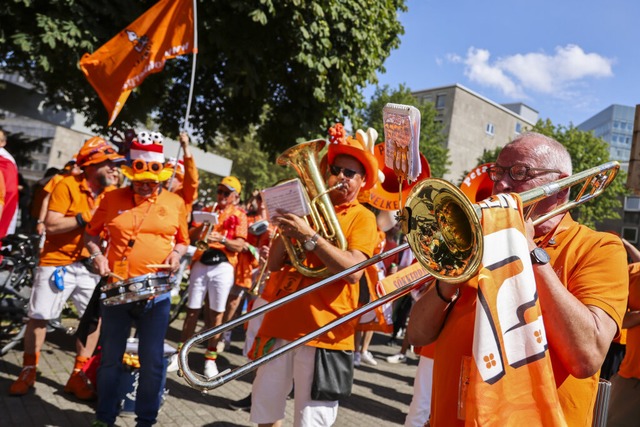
[450,45,614,100]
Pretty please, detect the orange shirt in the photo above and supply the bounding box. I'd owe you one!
[192,203,248,268]
[258,200,378,350]
[86,187,189,279]
[430,214,628,427]
[235,212,269,288]
[40,174,114,267]
[43,173,65,195]
[175,155,198,213]
[617,263,640,379]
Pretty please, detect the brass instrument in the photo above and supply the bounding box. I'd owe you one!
[192,209,218,251]
[178,161,619,392]
[275,139,348,277]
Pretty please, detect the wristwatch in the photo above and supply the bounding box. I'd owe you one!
[530,247,551,265]
[302,233,320,251]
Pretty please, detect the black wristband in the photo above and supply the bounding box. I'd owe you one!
[435,281,459,304]
[76,213,87,227]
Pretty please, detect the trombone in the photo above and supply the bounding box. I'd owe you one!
[178,160,619,391]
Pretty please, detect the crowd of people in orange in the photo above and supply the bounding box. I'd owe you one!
[1,124,639,427]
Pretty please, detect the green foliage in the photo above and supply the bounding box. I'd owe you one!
[1,0,406,158]
[531,120,628,228]
[355,84,450,178]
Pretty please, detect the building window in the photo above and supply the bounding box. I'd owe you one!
[625,196,640,212]
[435,94,446,109]
[515,123,522,134]
[486,123,495,135]
[622,227,639,243]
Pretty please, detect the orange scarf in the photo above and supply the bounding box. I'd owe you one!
[466,193,566,426]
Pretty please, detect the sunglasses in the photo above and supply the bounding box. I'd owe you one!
[132,180,160,187]
[217,189,231,197]
[488,164,561,182]
[329,165,362,179]
[132,159,164,173]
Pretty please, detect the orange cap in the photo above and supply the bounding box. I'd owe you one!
[77,136,124,167]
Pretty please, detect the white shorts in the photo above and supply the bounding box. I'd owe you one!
[250,340,338,427]
[28,262,100,320]
[405,356,434,427]
[186,261,234,312]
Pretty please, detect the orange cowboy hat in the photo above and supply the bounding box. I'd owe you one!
[326,123,379,191]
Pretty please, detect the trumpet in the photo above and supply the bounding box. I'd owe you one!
[192,209,218,251]
[178,161,619,391]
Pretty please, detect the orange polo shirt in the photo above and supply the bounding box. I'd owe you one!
[617,263,640,379]
[39,174,114,267]
[42,173,65,195]
[192,203,248,268]
[86,187,189,280]
[430,214,628,427]
[258,200,378,350]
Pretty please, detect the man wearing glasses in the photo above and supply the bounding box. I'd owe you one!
[249,124,380,427]
[9,137,123,399]
[408,132,628,426]
[179,175,248,379]
[85,131,189,427]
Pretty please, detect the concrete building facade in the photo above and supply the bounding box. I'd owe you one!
[577,104,634,172]
[412,84,537,183]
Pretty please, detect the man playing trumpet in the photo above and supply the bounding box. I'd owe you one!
[249,124,379,427]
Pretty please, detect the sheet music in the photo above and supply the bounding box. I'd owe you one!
[382,103,422,182]
[261,179,311,222]
[192,210,218,225]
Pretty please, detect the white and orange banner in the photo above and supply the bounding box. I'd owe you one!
[466,193,566,426]
[79,0,195,125]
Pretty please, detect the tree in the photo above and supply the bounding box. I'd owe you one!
[1,0,406,157]
[355,84,450,178]
[465,121,628,228]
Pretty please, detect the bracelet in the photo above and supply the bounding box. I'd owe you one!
[76,213,87,228]
[221,237,226,245]
[172,249,180,255]
[435,281,459,304]
[89,252,102,261]
[37,219,45,224]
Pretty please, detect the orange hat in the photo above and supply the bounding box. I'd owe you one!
[327,123,379,191]
[121,131,174,182]
[220,176,242,194]
[166,157,185,179]
[77,137,124,167]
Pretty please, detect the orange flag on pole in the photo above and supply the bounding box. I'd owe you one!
[79,0,195,125]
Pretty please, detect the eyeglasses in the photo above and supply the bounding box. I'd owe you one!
[132,180,160,188]
[329,165,362,179]
[488,164,561,182]
[132,159,164,173]
[217,189,231,197]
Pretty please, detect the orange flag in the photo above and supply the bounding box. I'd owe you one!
[465,193,566,426]
[79,0,195,125]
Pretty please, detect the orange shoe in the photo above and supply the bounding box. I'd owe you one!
[9,366,36,396]
[64,370,97,401]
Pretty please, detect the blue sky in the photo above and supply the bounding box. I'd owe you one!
[364,0,638,127]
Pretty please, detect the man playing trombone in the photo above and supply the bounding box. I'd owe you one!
[249,124,379,427]
[407,132,628,426]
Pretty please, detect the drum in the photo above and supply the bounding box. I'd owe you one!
[100,272,172,306]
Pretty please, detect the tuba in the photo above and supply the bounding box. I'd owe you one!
[276,139,347,277]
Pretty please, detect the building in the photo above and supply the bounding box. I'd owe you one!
[577,104,634,173]
[412,84,537,183]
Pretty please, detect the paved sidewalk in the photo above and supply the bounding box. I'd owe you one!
[1,317,419,426]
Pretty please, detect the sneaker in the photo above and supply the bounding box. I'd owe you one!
[9,366,36,396]
[353,352,361,367]
[166,353,179,373]
[228,394,252,411]
[386,353,407,364]
[361,351,378,366]
[204,359,219,378]
[64,370,97,401]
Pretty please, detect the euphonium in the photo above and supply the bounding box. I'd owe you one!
[276,139,348,277]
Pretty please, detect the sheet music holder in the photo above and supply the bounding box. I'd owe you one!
[382,103,422,183]
[261,178,311,222]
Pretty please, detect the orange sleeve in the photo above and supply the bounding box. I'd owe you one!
[181,155,198,206]
[175,197,190,245]
[86,192,110,237]
[48,179,74,214]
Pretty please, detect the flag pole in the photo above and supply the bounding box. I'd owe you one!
[170,0,199,189]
